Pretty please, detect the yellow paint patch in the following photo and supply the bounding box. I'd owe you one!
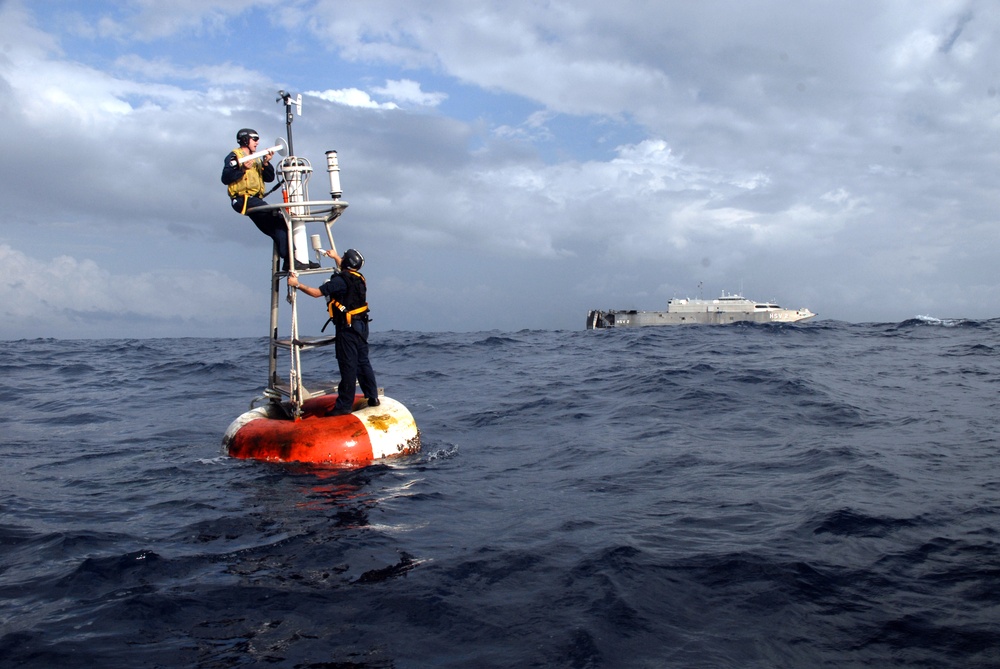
[366,413,398,432]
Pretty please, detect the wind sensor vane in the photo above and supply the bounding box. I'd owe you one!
[277,90,302,115]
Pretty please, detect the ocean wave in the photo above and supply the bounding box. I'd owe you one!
[2,325,1000,667]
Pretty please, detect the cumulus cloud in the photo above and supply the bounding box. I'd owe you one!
[371,79,446,107]
[306,78,444,111]
[2,0,1000,337]
[306,88,399,109]
[0,245,257,338]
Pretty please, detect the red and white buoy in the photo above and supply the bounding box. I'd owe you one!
[223,394,420,465]
[221,91,419,466]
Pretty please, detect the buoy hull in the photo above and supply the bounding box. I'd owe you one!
[223,395,420,465]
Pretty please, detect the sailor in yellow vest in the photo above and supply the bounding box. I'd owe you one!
[287,249,379,416]
[220,128,318,272]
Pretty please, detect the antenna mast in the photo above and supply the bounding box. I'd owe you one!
[276,90,302,156]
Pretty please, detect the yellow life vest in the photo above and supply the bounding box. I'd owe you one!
[322,270,370,331]
[226,146,266,199]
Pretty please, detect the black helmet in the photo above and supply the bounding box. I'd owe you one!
[236,128,259,147]
[341,248,364,271]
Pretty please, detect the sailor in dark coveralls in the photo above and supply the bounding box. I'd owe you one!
[287,248,379,416]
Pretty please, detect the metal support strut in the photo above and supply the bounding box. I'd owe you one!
[258,91,352,418]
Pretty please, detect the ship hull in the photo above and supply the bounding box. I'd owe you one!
[587,308,815,328]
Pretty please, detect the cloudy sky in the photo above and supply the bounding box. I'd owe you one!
[1,0,998,338]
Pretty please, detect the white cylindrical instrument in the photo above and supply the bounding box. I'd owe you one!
[292,226,309,264]
[279,154,312,265]
[238,145,280,164]
[238,137,288,164]
[326,150,342,199]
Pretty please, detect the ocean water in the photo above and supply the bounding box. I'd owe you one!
[1,319,998,668]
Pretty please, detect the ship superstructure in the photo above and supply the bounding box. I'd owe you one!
[587,292,815,328]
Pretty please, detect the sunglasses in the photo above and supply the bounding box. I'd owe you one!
[248,135,259,141]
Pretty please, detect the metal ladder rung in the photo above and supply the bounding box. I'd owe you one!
[272,266,332,277]
[272,381,338,400]
[274,336,337,351]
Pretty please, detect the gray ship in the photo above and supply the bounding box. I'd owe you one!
[587,291,816,328]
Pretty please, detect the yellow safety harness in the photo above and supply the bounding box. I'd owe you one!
[322,269,369,331]
[327,300,370,326]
